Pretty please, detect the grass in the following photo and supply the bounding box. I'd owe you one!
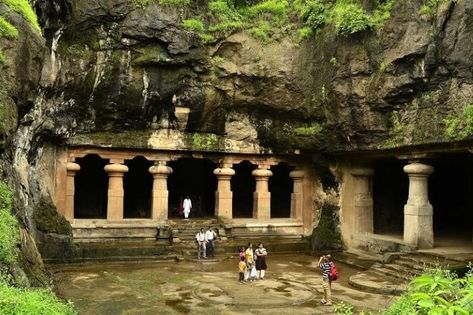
[0,16,18,39]
[1,0,41,33]
[0,181,17,264]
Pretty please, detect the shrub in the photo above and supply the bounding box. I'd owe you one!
[0,281,77,315]
[332,2,372,36]
[297,0,326,30]
[444,103,473,140]
[0,181,18,264]
[182,19,205,33]
[2,0,41,33]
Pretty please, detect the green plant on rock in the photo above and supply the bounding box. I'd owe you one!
[0,16,18,39]
[294,123,322,136]
[0,181,17,265]
[419,0,455,16]
[182,18,205,33]
[383,111,405,148]
[444,103,473,140]
[1,0,41,33]
[331,1,373,36]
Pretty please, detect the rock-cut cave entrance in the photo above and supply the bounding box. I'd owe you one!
[232,161,256,218]
[429,152,473,245]
[74,154,109,219]
[269,163,293,218]
[123,156,153,218]
[373,158,407,237]
[168,158,217,218]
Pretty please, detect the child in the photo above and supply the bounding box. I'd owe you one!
[238,256,246,284]
[249,262,258,281]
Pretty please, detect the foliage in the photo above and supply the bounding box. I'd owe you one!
[183,18,205,33]
[133,0,190,7]
[0,16,18,39]
[1,0,41,33]
[333,302,355,315]
[444,103,473,140]
[0,181,17,265]
[294,123,322,136]
[0,280,77,315]
[383,111,405,148]
[333,266,473,315]
[419,0,455,15]
[331,1,372,36]
[296,0,327,30]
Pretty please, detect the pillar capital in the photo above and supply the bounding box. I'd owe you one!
[403,162,433,175]
[351,167,374,177]
[149,163,173,177]
[66,162,80,173]
[213,167,236,177]
[104,163,129,175]
[252,168,273,178]
[289,169,305,179]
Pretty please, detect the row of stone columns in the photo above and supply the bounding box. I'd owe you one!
[64,161,305,223]
[352,161,434,249]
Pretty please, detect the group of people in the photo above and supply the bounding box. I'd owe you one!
[195,227,218,259]
[238,243,268,283]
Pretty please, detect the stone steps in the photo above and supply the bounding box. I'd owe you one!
[348,270,408,295]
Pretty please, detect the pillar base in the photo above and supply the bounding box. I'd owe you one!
[215,191,232,219]
[152,190,169,221]
[253,192,271,220]
[404,205,434,249]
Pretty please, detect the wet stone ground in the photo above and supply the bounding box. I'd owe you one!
[51,254,395,315]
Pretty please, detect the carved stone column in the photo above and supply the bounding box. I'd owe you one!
[65,162,80,222]
[104,163,129,221]
[289,170,304,219]
[352,167,374,234]
[213,164,235,219]
[149,161,173,221]
[403,162,434,248]
[252,166,273,220]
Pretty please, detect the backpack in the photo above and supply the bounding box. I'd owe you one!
[329,263,339,281]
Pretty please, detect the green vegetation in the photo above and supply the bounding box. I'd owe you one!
[132,0,396,44]
[383,111,405,148]
[1,0,41,33]
[294,123,322,136]
[0,0,40,63]
[0,281,77,315]
[419,0,455,15]
[0,181,17,264]
[444,103,473,140]
[0,181,77,314]
[334,266,473,315]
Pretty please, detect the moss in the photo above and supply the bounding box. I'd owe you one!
[33,199,72,236]
[444,103,473,140]
[188,133,219,151]
[68,130,153,148]
[1,0,41,33]
[133,45,170,65]
[382,111,405,148]
[310,202,343,251]
[294,123,322,136]
[0,181,18,265]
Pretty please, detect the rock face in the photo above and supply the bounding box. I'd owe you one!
[1,0,473,265]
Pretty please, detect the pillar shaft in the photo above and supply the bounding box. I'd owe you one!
[403,162,434,249]
[104,163,128,221]
[65,162,80,222]
[289,170,304,219]
[252,167,272,220]
[214,167,235,219]
[352,167,374,234]
[149,162,173,221]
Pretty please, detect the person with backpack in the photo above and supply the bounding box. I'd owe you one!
[318,254,337,306]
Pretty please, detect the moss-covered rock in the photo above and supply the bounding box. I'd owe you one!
[33,198,71,236]
[310,202,343,251]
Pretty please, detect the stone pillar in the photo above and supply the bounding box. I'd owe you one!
[352,167,374,234]
[65,162,80,222]
[252,166,273,220]
[104,163,129,221]
[213,165,235,220]
[149,161,173,221]
[289,170,304,219]
[403,162,434,249]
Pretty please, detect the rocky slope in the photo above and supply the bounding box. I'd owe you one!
[0,0,472,270]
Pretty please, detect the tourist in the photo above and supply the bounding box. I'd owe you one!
[195,228,207,259]
[183,196,192,219]
[255,243,267,279]
[205,227,217,257]
[249,261,257,281]
[244,243,254,281]
[238,256,246,284]
[318,254,333,306]
[238,246,245,260]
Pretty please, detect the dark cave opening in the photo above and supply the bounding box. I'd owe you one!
[232,161,256,218]
[123,156,153,219]
[269,163,293,218]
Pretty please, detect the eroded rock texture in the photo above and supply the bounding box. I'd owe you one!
[0,0,472,266]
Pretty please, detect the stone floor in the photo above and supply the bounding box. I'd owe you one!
[51,254,395,315]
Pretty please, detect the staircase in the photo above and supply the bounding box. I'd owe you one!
[348,253,466,295]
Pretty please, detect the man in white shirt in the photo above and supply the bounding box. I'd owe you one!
[205,227,217,257]
[195,228,206,259]
[183,196,192,219]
